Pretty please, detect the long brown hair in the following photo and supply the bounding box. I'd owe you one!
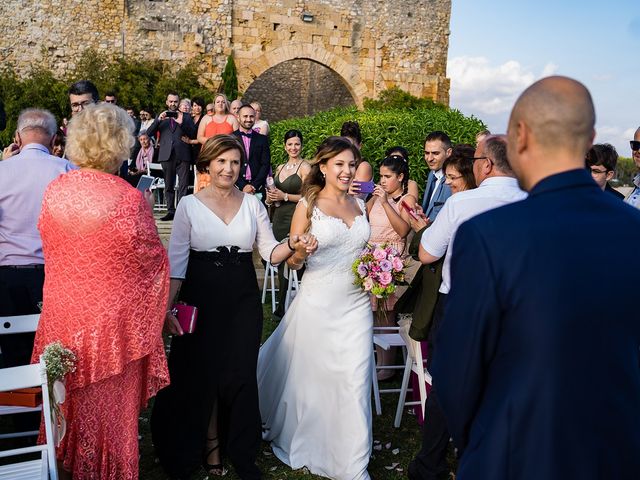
[301,136,361,230]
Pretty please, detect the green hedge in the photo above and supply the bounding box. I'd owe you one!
[269,105,486,192]
[0,51,215,147]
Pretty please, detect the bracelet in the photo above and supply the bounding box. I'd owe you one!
[287,237,296,251]
[284,193,289,202]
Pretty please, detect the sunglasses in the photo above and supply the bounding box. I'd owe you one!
[630,141,640,151]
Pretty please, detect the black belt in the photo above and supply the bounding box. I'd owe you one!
[0,264,44,270]
[189,247,253,267]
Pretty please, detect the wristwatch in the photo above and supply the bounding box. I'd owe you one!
[284,193,289,202]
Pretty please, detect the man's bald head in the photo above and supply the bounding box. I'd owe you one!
[509,76,595,156]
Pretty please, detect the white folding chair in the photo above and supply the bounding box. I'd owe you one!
[371,328,431,427]
[0,314,42,440]
[283,267,300,311]
[147,163,167,211]
[0,359,58,480]
[261,262,279,313]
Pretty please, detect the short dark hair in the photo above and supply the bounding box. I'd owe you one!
[585,143,618,172]
[442,144,476,190]
[424,131,452,150]
[484,135,513,174]
[105,91,117,98]
[68,80,99,103]
[340,121,362,144]
[192,96,206,109]
[284,129,303,144]
[238,103,255,114]
[167,91,180,99]
[385,145,410,163]
[196,134,246,174]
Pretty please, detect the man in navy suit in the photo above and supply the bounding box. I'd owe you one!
[421,131,452,221]
[146,92,196,221]
[431,76,640,479]
[232,104,271,196]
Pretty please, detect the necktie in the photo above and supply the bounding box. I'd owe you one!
[170,118,175,130]
[422,174,435,211]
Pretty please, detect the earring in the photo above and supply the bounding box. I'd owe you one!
[322,172,326,178]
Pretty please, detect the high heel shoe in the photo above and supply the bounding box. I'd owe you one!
[203,436,227,476]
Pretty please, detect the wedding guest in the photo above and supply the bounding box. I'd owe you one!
[342,121,373,198]
[179,98,192,114]
[139,108,154,133]
[151,134,315,480]
[367,154,416,380]
[250,101,269,136]
[585,143,624,199]
[385,145,419,199]
[396,144,476,346]
[32,103,170,479]
[230,99,242,118]
[266,129,311,318]
[627,127,640,208]
[196,94,239,191]
[128,131,155,185]
[233,104,271,196]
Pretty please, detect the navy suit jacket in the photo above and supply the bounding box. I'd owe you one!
[232,130,271,193]
[432,169,640,480]
[145,114,195,163]
[422,170,451,220]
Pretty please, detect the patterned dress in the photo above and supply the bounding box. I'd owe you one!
[32,169,170,480]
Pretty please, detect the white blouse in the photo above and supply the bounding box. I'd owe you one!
[169,193,280,279]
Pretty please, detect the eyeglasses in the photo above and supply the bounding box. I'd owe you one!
[104,99,116,104]
[589,167,609,176]
[70,100,94,111]
[206,108,214,113]
[445,174,463,181]
[468,156,492,164]
[630,141,640,151]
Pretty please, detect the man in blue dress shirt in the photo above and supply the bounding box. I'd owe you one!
[431,76,640,480]
[421,131,453,222]
[0,109,75,367]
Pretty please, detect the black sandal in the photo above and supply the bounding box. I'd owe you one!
[203,437,227,476]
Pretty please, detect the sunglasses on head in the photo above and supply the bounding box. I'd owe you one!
[631,141,640,151]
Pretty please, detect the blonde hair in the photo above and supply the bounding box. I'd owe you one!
[214,93,230,114]
[301,136,361,231]
[196,134,246,174]
[66,103,134,173]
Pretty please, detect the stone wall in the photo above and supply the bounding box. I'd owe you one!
[0,0,451,106]
[243,59,355,122]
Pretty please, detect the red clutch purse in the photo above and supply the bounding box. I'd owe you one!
[172,304,198,334]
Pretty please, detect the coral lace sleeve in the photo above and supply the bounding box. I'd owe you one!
[32,170,169,403]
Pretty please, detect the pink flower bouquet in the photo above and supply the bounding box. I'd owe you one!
[352,243,407,316]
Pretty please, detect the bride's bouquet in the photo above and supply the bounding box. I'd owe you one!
[352,243,407,317]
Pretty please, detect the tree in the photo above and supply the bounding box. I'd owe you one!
[221,55,239,100]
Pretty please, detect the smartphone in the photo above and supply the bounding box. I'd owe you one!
[353,181,375,194]
[400,200,419,220]
[165,111,178,119]
[136,174,155,192]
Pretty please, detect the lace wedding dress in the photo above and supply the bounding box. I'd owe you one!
[258,198,373,480]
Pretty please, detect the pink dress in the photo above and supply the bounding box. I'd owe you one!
[368,196,407,311]
[32,169,170,480]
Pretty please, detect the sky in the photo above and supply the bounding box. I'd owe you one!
[447,0,639,157]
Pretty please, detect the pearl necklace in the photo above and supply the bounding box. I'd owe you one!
[284,161,299,171]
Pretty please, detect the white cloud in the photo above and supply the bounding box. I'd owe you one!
[447,56,556,116]
[595,125,636,156]
[446,56,563,133]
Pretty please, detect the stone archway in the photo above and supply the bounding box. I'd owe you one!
[242,59,356,122]
[236,43,369,109]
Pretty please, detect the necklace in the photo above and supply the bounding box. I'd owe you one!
[284,160,299,171]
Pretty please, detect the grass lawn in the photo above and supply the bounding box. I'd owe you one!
[138,304,429,480]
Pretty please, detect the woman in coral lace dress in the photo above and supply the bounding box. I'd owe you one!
[32,104,170,480]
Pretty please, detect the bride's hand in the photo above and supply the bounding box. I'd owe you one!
[299,234,318,255]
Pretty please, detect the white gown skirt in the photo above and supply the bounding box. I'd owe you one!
[258,269,373,480]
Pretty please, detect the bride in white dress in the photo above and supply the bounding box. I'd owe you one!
[258,136,373,480]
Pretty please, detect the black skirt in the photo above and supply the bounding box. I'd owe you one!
[151,248,263,479]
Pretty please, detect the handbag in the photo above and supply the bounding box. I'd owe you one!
[172,304,198,334]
